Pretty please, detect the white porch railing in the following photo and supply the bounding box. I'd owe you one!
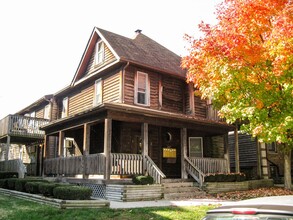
[189,157,228,174]
[184,157,205,187]
[0,159,26,178]
[44,153,165,184]
[145,155,166,184]
[111,153,143,175]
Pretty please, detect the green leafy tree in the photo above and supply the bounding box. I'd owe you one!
[182,0,293,189]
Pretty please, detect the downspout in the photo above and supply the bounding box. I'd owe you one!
[121,62,130,103]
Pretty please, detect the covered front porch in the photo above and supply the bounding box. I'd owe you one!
[41,103,234,186]
[43,152,229,186]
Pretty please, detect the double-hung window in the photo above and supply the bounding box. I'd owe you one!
[61,97,68,118]
[44,104,51,120]
[135,71,149,106]
[189,137,203,157]
[94,79,102,106]
[94,41,105,65]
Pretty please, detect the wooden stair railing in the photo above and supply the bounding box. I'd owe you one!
[144,155,166,184]
[72,139,82,156]
[184,157,205,187]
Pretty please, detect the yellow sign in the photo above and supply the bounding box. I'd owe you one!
[163,148,176,158]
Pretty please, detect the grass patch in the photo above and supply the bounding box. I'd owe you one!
[0,194,216,220]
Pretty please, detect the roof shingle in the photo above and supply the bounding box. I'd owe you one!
[97,27,186,77]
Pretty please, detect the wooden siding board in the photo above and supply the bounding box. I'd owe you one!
[68,85,94,116]
[194,96,207,118]
[103,72,121,103]
[161,76,184,113]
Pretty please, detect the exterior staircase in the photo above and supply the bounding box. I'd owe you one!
[162,179,206,200]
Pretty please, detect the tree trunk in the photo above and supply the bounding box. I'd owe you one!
[283,148,292,190]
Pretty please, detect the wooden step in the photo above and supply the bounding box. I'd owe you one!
[163,182,195,188]
[164,186,200,193]
[162,178,194,183]
[162,179,205,200]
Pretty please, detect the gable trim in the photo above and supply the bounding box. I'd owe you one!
[71,27,120,86]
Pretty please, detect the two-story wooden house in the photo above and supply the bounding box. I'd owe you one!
[40,27,234,186]
[0,95,52,176]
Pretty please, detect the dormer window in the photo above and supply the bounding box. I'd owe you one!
[135,71,150,106]
[94,40,105,65]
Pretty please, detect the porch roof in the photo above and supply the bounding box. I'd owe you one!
[41,103,234,134]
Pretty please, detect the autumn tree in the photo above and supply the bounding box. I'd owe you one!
[182,0,293,189]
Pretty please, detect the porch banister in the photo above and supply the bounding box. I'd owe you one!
[145,155,166,184]
[184,156,205,187]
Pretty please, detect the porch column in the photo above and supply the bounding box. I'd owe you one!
[5,135,10,161]
[41,135,47,177]
[181,128,188,179]
[223,134,230,173]
[83,123,90,179]
[142,123,148,174]
[234,126,240,173]
[58,131,64,157]
[104,118,112,180]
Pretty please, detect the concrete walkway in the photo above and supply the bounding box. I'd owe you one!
[110,198,232,209]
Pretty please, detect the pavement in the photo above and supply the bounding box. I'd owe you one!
[110,198,232,209]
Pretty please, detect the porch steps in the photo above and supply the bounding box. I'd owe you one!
[162,179,206,200]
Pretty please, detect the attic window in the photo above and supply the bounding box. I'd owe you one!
[94,40,105,65]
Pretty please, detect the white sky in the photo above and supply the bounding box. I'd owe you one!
[0,0,221,119]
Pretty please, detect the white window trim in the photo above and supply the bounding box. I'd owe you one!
[134,71,150,106]
[189,137,203,158]
[94,40,105,65]
[44,104,51,120]
[94,79,103,106]
[61,97,68,118]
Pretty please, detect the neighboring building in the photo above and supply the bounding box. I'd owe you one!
[0,95,52,176]
[1,27,235,185]
[229,132,293,183]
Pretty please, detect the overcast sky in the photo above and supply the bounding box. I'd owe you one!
[0,0,221,119]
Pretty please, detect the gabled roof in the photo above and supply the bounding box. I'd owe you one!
[71,27,186,85]
[16,94,53,115]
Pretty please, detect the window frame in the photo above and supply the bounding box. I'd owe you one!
[44,104,51,120]
[94,78,103,106]
[61,97,68,118]
[189,137,203,158]
[266,142,278,153]
[134,71,150,106]
[94,40,105,65]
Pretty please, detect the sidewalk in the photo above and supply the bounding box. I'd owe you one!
[110,198,232,209]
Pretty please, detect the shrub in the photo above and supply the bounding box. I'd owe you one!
[25,182,45,194]
[0,172,18,179]
[7,178,18,190]
[53,186,92,200]
[39,182,67,197]
[132,175,154,185]
[0,179,8,189]
[15,178,48,192]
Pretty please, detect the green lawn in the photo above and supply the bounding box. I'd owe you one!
[0,194,216,220]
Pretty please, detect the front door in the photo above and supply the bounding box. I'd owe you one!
[161,127,181,178]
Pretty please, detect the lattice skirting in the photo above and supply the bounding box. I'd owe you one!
[76,183,106,199]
